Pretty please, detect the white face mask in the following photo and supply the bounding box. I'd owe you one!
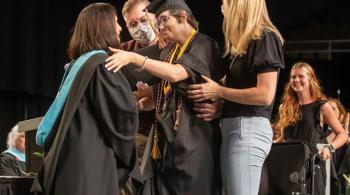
[128,22,156,45]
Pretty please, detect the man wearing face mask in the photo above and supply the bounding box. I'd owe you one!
[120,0,160,146]
[121,0,158,52]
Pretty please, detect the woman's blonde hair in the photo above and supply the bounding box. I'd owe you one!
[222,0,284,56]
[276,62,326,132]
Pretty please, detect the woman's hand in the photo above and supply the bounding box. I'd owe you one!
[105,47,135,73]
[135,82,151,99]
[193,100,223,121]
[187,75,221,102]
[319,147,331,160]
[134,82,154,111]
[137,96,154,111]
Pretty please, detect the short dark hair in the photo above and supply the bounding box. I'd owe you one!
[68,3,119,60]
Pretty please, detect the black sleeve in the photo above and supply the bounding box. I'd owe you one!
[88,65,139,169]
[246,30,285,73]
[122,45,162,90]
[174,33,225,83]
[168,34,225,101]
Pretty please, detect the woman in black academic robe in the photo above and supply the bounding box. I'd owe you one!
[31,3,140,195]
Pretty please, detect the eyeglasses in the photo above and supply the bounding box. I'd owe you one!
[156,16,171,29]
[156,13,179,29]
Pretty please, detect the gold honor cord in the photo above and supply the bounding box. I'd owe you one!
[176,29,197,60]
[163,29,197,96]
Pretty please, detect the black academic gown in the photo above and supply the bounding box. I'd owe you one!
[31,52,140,195]
[0,152,26,176]
[142,33,224,195]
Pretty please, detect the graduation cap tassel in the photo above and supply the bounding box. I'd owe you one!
[151,129,161,159]
[151,81,164,160]
[144,9,167,49]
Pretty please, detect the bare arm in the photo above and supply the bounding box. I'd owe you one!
[105,48,189,83]
[321,102,348,149]
[219,72,278,105]
[326,111,350,144]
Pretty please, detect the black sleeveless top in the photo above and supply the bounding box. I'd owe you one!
[284,100,327,153]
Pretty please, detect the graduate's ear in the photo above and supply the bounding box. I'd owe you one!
[178,11,188,24]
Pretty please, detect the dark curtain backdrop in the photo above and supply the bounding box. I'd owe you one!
[0,0,349,151]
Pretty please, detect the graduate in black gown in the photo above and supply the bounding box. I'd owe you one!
[31,3,140,195]
[105,0,224,194]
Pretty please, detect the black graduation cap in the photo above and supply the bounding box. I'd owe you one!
[145,0,192,16]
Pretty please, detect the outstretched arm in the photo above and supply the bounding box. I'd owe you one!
[105,48,189,83]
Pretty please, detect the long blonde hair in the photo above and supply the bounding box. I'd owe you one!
[276,62,326,132]
[222,0,284,56]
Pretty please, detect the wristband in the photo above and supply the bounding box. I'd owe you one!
[324,143,335,153]
[136,56,148,72]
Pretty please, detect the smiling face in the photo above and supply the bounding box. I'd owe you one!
[157,10,180,42]
[290,67,311,94]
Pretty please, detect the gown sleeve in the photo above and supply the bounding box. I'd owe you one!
[169,34,225,100]
[87,64,139,172]
[246,30,285,73]
[174,33,225,83]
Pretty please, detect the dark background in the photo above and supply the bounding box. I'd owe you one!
[0,0,349,151]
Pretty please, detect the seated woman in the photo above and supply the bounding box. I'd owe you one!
[31,3,140,195]
[0,124,26,176]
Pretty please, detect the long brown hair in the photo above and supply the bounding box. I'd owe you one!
[276,62,326,132]
[68,3,120,60]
